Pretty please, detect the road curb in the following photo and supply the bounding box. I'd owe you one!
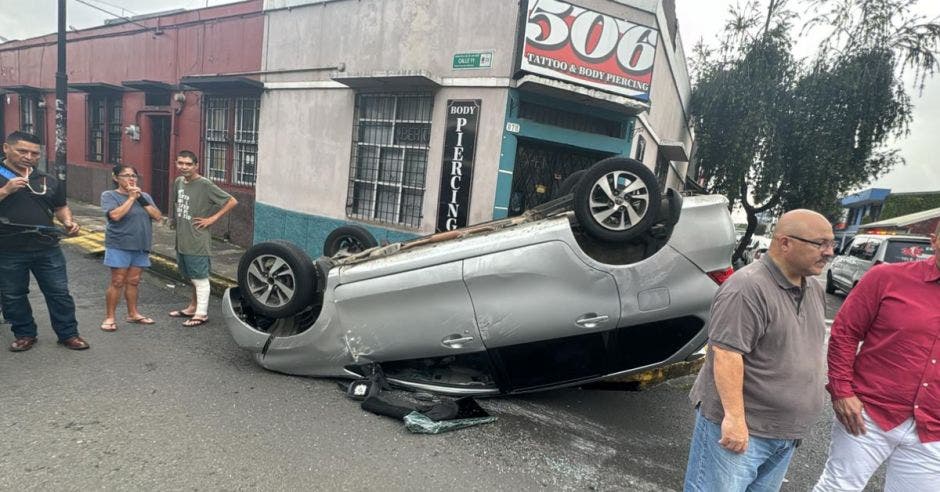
[62,230,237,296]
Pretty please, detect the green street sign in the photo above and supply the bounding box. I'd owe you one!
[453,52,493,70]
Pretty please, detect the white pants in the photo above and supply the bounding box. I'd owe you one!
[814,410,940,491]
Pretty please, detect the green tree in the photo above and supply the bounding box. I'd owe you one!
[690,0,940,261]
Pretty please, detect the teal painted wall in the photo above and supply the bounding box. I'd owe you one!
[493,88,637,219]
[254,202,419,258]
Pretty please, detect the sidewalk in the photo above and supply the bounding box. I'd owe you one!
[64,199,244,296]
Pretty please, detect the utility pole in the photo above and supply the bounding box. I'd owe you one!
[55,0,68,187]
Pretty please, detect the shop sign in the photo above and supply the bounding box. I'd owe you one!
[436,100,481,232]
[453,52,493,69]
[520,0,658,100]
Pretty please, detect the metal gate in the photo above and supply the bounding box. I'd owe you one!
[508,139,611,216]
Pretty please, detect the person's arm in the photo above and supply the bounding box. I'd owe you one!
[827,268,883,435]
[139,193,163,221]
[0,176,29,201]
[712,345,749,453]
[53,205,80,236]
[106,193,135,222]
[192,196,237,230]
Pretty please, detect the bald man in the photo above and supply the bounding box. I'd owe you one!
[684,209,836,491]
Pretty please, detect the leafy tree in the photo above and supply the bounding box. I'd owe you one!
[690,0,940,262]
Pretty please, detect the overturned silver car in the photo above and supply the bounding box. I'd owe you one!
[223,158,735,395]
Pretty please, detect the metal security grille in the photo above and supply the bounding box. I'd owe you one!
[19,95,36,135]
[107,99,122,164]
[88,98,105,162]
[204,97,229,182]
[347,93,433,228]
[234,97,260,185]
[509,139,611,215]
[518,101,624,138]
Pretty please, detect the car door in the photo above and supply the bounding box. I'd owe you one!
[330,261,485,363]
[832,238,865,290]
[463,240,621,392]
[852,238,882,284]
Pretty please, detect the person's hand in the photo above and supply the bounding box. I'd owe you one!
[62,221,80,236]
[719,415,749,453]
[833,396,866,436]
[192,216,216,230]
[1,177,29,195]
[127,186,142,199]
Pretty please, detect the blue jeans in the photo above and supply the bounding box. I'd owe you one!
[685,409,798,492]
[0,247,79,341]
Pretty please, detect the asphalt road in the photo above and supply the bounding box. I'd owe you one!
[0,246,881,491]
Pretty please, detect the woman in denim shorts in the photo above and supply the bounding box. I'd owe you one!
[99,165,163,331]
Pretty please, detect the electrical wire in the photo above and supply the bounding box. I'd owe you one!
[70,0,151,30]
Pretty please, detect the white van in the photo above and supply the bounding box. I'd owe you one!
[827,234,934,294]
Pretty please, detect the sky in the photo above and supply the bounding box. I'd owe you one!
[675,0,940,194]
[1,0,938,193]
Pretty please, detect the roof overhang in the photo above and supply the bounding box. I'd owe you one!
[659,140,689,162]
[68,82,126,93]
[179,75,263,93]
[514,74,649,116]
[122,80,176,92]
[331,70,442,90]
[0,84,45,94]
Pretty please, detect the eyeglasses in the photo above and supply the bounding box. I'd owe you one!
[116,174,139,179]
[786,235,837,250]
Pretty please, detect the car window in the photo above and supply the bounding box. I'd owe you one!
[848,239,869,259]
[884,240,934,263]
[859,240,881,261]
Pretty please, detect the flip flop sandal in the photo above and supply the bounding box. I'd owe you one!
[100,321,118,332]
[182,317,209,327]
[126,316,155,325]
[168,309,195,318]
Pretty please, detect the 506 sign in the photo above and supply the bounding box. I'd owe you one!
[521,0,658,99]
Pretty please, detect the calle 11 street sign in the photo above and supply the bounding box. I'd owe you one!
[453,52,493,70]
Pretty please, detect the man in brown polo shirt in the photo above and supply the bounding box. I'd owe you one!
[684,209,835,491]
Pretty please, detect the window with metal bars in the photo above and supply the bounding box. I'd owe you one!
[346,93,433,228]
[202,95,260,186]
[87,94,121,163]
[19,95,36,136]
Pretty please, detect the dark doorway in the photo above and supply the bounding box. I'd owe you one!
[509,139,611,216]
[149,116,171,212]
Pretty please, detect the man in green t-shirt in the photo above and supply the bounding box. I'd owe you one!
[168,150,237,326]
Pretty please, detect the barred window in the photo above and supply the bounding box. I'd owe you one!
[202,95,259,186]
[19,94,45,146]
[347,93,432,228]
[87,95,122,163]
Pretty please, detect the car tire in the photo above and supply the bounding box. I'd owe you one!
[237,240,317,319]
[323,225,379,257]
[825,271,836,294]
[573,157,661,242]
[557,169,586,197]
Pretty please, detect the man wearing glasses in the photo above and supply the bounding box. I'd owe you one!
[814,223,940,490]
[685,209,835,491]
[0,131,86,352]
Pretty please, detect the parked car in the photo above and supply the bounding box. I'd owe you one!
[223,158,736,396]
[742,235,771,264]
[827,233,935,294]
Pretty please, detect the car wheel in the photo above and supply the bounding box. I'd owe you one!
[825,271,836,294]
[557,169,586,197]
[323,225,379,257]
[237,240,317,319]
[573,157,661,242]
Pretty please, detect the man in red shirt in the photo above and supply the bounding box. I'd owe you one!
[814,225,940,491]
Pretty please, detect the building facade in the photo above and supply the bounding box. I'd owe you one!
[0,1,264,246]
[255,0,696,257]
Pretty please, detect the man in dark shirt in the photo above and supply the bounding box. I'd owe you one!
[0,131,87,352]
[685,209,835,491]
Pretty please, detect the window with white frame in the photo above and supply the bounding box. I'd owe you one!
[202,95,259,186]
[346,93,433,228]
